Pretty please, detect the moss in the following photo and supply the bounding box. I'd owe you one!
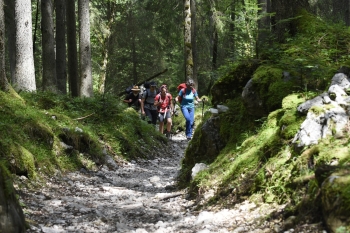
[252,65,297,111]
[9,144,37,179]
[309,105,325,115]
[278,109,305,139]
[282,94,305,110]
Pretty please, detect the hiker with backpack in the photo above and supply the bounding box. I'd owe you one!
[141,81,158,125]
[175,79,202,140]
[154,84,173,138]
[123,85,141,111]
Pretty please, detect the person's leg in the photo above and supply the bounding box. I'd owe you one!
[158,113,165,134]
[181,106,191,138]
[165,111,172,133]
[144,108,152,124]
[188,107,195,137]
[151,110,158,125]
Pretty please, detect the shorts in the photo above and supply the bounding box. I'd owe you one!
[158,111,171,122]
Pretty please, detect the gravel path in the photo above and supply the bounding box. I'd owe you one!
[16,134,327,233]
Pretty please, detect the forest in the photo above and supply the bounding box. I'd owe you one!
[1,0,350,232]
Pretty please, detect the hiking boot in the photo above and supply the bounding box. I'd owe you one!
[166,131,171,138]
[186,137,191,141]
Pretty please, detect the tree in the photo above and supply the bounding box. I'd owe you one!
[41,0,57,92]
[257,0,271,57]
[66,0,79,97]
[184,0,193,81]
[0,0,9,92]
[191,0,198,88]
[56,0,67,94]
[78,0,93,97]
[4,0,15,83]
[14,0,36,92]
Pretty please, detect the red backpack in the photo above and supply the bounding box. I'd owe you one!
[177,83,196,103]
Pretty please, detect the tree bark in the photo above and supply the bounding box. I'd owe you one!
[4,0,15,84]
[0,0,10,92]
[56,0,67,94]
[184,0,193,81]
[78,0,93,97]
[66,0,79,97]
[257,0,271,57]
[191,0,198,89]
[41,0,57,92]
[14,0,36,92]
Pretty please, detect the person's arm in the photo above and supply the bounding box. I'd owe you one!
[170,95,174,113]
[154,95,160,106]
[174,90,181,103]
[123,93,131,103]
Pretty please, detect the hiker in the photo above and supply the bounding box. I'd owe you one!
[175,79,202,140]
[141,81,158,125]
[154,85,173,138]
[123,85,141,111]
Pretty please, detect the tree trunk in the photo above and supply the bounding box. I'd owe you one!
[41,0,57,92]
[14,0,36,92]
[0,0,10,92]
[4,0,15,84]
[191,0,198,89]
[184,0,193,81]
[257,0,271,57]
[78,0,93,97]
[56,0,67,94]
[229,0,236,52]
[66,0,79,97]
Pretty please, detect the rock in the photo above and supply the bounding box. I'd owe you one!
[191,163,208,179]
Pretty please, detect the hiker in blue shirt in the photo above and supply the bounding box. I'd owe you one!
[175,79,202,140]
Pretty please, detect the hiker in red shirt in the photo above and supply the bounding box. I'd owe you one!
[154,85,174,138]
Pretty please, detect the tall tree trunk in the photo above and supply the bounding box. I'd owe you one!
[229,0,236,53]
[0,0,9,92]
[33,0,39,53]
[98,47,109,94]
[184,0,193,81]
[14,0,36,92]
[41,0,57,92]
[129,10,137,84]
[66,0,79,97]
[190,0,198,89]
[257,0,271,57]
[4,0,15,83]
[56,0,67,94]
[78,0,93,97]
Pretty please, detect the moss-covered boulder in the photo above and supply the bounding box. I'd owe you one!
[0,165,26,233]
[242,65,297,117]
[211,59,260,106]
[317,166,350,233]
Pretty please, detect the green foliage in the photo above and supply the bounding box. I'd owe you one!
[0,91,167,191]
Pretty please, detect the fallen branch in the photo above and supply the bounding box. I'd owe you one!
[118,68,168,97]
[74,112,95,120]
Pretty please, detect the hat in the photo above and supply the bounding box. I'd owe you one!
[149,81,157,87]
[131,85,140,91]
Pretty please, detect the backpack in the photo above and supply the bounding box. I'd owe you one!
[143,81,157,105]
[125,84,134,95]
[177,83,196,103]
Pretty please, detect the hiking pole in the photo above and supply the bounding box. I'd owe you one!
[201,98,206,118]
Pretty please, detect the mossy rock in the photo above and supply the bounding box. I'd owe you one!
[211,59,260,105]
[319,167,350,233]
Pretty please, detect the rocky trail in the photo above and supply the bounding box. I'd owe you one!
[16,133,327,233]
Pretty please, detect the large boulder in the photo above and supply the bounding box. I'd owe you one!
[189,116,226,162]
[211,59,260,106]
[315,165,350,233]
[292,71,350,150]
[0,168,26,233]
